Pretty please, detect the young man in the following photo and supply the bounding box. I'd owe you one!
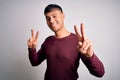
[27,4,105,80]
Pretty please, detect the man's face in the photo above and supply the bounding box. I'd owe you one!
[45,9,65,32]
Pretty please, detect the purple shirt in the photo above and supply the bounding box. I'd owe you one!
[28,33,105,80]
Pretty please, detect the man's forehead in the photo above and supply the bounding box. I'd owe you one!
[45,9,62,16]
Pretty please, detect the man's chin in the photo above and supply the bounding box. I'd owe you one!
[51,29,57,32]
[51,28,58,33]
[50,27,57,31]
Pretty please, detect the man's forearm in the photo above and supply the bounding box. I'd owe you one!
[81,53,105,77]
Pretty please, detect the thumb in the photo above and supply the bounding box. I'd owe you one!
[78,42,82,46]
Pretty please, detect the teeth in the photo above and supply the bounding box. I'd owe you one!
[52,23,57,27]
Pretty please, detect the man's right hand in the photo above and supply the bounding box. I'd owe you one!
[27,29,39,48]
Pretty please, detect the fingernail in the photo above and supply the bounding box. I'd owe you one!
[78,42,82,45]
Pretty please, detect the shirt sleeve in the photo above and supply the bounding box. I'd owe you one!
[28,44,46,66]
[80,53,105,77]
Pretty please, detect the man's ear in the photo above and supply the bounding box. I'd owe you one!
[62,13,65,19]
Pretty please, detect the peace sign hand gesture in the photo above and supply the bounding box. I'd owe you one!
[74,23,93,57]
[27,29,39,48]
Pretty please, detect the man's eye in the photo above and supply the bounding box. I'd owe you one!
[53,15,56,18]
[46,17,50,21]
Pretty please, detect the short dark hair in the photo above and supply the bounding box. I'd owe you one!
[44,4,63,15]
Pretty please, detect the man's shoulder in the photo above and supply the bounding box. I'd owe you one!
[69,33,77,39]
[45,35,54,41]
[70,33,76,37]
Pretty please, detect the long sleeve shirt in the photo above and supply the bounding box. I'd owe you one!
[28,33,105,80]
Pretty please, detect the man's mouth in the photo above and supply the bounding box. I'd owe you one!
[51,22,58,27]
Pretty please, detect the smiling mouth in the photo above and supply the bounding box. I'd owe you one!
[51,22,58,27]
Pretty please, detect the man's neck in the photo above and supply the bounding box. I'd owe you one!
[55,27,70,38]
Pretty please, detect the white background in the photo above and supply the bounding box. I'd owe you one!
[0,0,120,80]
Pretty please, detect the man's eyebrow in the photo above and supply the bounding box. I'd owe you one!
[46,13,58,17]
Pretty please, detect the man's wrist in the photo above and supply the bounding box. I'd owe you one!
[28,45,37,49]
[85,51,94,58]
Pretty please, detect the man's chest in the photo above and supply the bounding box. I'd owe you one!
[44,40,79,63]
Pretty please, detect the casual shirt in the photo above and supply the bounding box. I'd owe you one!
[28,33,105,80]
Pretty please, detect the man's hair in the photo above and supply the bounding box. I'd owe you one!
[44,4,63,15]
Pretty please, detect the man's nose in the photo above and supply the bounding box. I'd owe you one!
[50,17,54,23]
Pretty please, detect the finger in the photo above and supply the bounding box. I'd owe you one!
[35,31,39,40]
[77,42,82,50]
[78,42,82,46]
[83,42,90,51]
[74,25,82,41]
[31,29,34,38]
[81,23,86,40]
[81,39,88,50]
[83,40,92,51]
[74,25,79,34]
[27,39,32,47]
